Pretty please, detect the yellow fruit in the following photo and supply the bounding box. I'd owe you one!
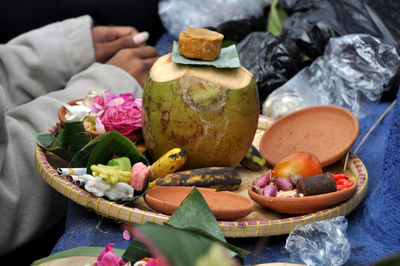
[149,148,187,181]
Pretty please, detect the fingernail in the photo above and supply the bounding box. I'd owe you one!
[133,31,149,45]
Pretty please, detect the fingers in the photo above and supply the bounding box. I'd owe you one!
[132,46,159,59]
[92,26,138,42]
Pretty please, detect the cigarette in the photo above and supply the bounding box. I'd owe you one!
[67,175,86,187]
[57,168,87,176]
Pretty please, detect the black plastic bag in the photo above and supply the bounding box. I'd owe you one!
[280,0,400,59]
[207,17,267,44]
[237,32,303,104]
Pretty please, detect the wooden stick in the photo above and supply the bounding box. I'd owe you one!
[343,99,397,172]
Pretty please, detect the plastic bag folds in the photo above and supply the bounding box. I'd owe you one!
[158,0,267,38]
[262,34,400,119]
[285,216,350,266]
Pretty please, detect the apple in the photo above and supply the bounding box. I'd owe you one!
[273,152,322,179]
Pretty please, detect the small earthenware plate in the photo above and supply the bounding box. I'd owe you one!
[248,183,357,214]
[260,105,359,167]
[145,186,254,220]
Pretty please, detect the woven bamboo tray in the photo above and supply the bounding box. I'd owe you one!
[34,116,368,237]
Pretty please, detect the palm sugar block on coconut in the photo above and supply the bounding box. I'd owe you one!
[142,28,260,170]
[178,27,224,61]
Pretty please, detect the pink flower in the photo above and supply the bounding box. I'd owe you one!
[101,105,142,136]
[92,89,124,114]
[95,243,125,266]
[123,229,131,241]
[147,259,160,266]
[92,94,105,114]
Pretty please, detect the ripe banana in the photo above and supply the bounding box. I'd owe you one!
[149,148,187,181]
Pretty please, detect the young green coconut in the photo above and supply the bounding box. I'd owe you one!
[142,53,259,170]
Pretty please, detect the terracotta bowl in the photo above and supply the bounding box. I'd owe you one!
[260,105,359,167]
[145,186,254,220]
[58,99,143,142]
[248,183,357,214]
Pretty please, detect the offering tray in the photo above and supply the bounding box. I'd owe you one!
[34,116,368,237]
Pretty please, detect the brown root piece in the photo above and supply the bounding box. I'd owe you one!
[296,173,337,196]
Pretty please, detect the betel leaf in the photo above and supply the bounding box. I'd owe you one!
[86,131,148,174]
[47,120,90,161]
[123,223,235,266]
[69,133,108,168]
[267,0,289,36]
[166,188,249,258]
[171,41,241,68]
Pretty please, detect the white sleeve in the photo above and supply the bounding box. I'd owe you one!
[0,15,95,110]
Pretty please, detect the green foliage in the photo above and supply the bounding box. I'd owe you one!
[86,131,148,175]
[268,0,289,36]
[35,121,90,161]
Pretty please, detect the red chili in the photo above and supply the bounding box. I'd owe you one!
[336,184,345,191]
[336,179,348,186]
[332,173,348,181]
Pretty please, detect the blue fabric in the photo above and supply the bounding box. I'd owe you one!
[51,35,400,265]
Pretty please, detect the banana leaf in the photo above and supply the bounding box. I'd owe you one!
[86,131,148,175]
[171,41,241,68]
[33,132,56,148]
[122,188,249,264]
[69,133,108,168]
[166,188,249,258]
[38,121,90,162]
[122,223,236,266]
[32,247,125,266]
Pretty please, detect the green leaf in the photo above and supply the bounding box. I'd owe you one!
[123,223,235,266]
[267,0,289,36]
[33,132,56,149]
[222,40,237,48]
[86,131,148,174]
[48,121,90,161]
[167,188,225,242]
[167,188,249,258]
[171,41,241,68]
[69,133,108,168]
[32,247,125,266]
[86,131,149,201]
[122,239,152,263]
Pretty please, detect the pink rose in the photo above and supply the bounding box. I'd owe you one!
[92,89,124,114]
[92,94,105,114]
[94,243,125,266]
[101,105,142,136]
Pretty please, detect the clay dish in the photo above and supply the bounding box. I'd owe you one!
[260,105,359,167]
[145,186,254,220]
[248,183,357,214]
[58,99,143,142]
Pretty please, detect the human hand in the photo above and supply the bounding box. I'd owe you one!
[106,46,159,87]
[92,26,149,63]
